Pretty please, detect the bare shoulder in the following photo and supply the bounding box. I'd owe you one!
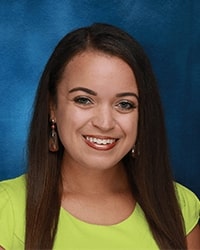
[0,246,5,250]
[186,224,200,249]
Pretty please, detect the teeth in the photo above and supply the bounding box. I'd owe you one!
[85,136,116,145]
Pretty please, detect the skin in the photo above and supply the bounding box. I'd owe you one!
[51,51,139,225]
[54,51,139,173]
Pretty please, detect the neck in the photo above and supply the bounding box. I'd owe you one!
[61,161,129,195]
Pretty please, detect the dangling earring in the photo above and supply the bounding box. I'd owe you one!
[49,119,59,152]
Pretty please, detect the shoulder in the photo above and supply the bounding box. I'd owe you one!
[0,175,26,248]
[0,174,26,224]
[0,174,26,201]
[0,174,26,219]
[174,182,200,235]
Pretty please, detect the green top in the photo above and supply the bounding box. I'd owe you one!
[0,175,199,250]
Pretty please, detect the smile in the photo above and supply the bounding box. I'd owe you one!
[85,136,116,145]
[83,136,118,150]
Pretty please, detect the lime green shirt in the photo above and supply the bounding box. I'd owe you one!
[0,175,199,250]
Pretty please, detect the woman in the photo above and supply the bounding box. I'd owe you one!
[0,23,199,249]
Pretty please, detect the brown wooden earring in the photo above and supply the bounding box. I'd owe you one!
[49,119,59,152]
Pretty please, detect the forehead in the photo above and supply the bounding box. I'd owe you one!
[59,50,138,94]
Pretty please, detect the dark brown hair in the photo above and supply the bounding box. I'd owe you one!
[25,23,186,249]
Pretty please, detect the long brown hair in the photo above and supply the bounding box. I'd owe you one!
[25,23,186,249]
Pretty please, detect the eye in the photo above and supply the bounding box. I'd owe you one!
[73,96,93,106]
[115,100,137,112]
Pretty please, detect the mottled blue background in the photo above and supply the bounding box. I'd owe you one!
[0,0,199,197]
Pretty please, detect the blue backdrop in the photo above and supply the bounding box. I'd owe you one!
[0,0,199,197]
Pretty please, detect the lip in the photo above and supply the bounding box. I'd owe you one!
[83,135,119,151]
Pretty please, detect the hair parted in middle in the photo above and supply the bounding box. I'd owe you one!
[26,23,186,249]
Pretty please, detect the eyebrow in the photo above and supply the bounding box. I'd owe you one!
[116,92,139,100]
[69,87,139,100]
[69,87,97,96]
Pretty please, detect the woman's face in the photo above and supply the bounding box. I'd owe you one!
[52,51,139,171]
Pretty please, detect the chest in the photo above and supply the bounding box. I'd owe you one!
[53,206,159,250]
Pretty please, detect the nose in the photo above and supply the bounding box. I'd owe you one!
[92,105,116,131]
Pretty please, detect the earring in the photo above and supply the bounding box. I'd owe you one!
[131,145,137,158]
[49,119,59,152]
[132,143,140,158]
[132,146,135,157]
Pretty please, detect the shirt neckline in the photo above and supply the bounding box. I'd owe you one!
[60,202,139,227]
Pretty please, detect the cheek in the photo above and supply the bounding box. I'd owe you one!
[119,113,138,134]
[55,107,90,136]
[55,108,71,140]
[119,114,138,147]
[126,120,138,139]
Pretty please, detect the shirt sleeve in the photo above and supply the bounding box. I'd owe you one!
[175,183,200,235]
[0,184,14,249]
